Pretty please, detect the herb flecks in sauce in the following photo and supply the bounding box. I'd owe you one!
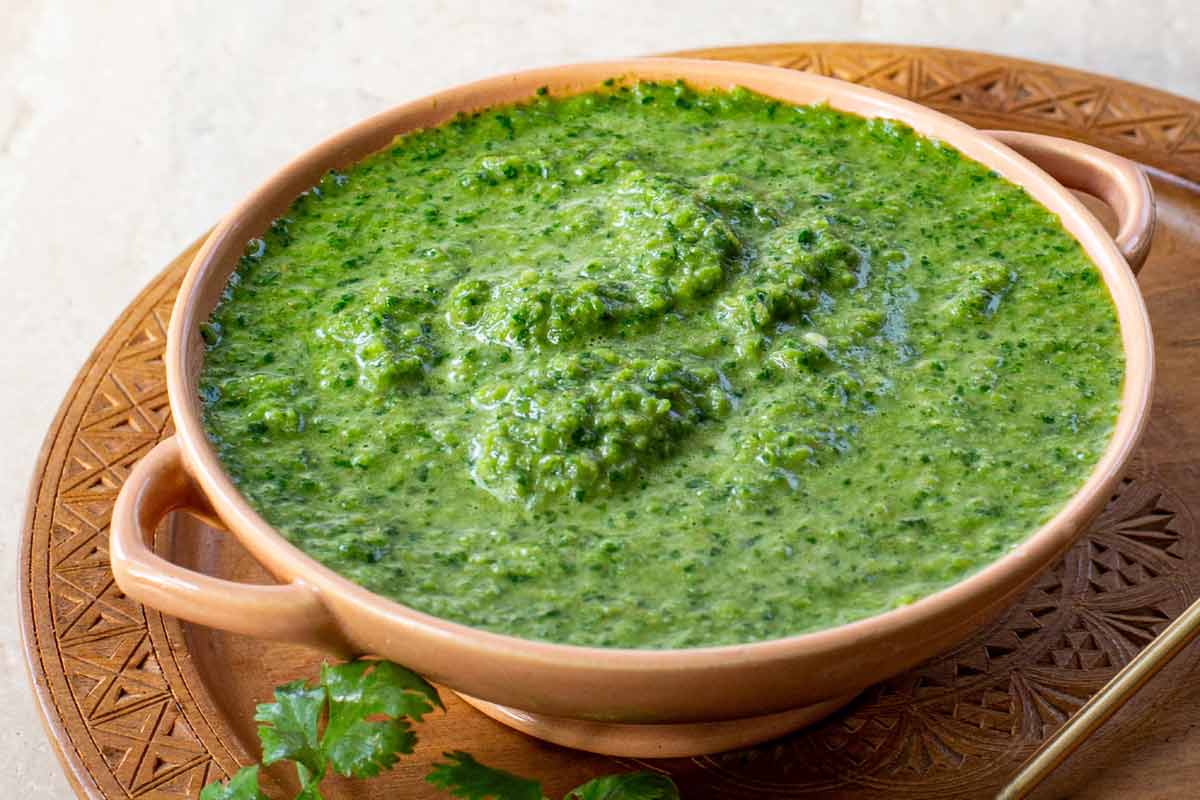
[201,82,1122,648]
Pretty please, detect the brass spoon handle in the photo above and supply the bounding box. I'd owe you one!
[999,593,1200,799]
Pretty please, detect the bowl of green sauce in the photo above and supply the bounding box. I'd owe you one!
[109,58,1155,757]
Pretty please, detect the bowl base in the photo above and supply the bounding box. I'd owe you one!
[454,691,860,758]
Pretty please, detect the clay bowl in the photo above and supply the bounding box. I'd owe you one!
[109,58,1156,758]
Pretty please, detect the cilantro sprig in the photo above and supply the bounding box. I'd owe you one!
[200,658,679,800]
[428,751,680,800]
[426,752,543,800]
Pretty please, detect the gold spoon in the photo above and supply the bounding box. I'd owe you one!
[999,593,1200,798]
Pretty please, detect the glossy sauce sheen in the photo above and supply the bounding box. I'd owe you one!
[200,82,1123,649]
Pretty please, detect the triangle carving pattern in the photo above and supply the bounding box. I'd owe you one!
[40,293,232,796]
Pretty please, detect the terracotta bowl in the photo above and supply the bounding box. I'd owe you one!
[109,58,1156,758]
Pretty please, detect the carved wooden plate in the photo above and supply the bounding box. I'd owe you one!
[20,43,1200,799]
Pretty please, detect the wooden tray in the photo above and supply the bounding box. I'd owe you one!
[20,43,1200,799]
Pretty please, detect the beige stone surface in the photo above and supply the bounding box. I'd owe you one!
[1,1,1196,795]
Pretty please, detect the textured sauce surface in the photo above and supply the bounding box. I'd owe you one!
[200,82,1122,648]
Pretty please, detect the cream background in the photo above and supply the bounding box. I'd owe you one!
[2,1,1197,795]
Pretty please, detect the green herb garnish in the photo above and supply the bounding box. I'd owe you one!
[200,657,678,800]
[426,752,543,799]
[427,751,679,799]
[199,766,267,800]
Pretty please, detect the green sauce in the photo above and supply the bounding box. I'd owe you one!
[200,82,1123,649]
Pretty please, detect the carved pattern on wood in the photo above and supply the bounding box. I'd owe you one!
[19,44,1200,799]
[35,288,225,797]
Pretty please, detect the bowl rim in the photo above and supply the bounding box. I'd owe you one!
[166,56,1154,670]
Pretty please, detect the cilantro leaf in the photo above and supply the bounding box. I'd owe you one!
[320,660,441,777]
[199,766,267,800]
[566,772,680,800]
[323,660,442,724]
[255,679,328,778]
[295,780,326,800]
[427,751,545,800]
[370,659,445,718]
[324,711,414,778]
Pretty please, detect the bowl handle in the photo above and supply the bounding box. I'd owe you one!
[110,436,350,653]
[984,129,1156,274]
